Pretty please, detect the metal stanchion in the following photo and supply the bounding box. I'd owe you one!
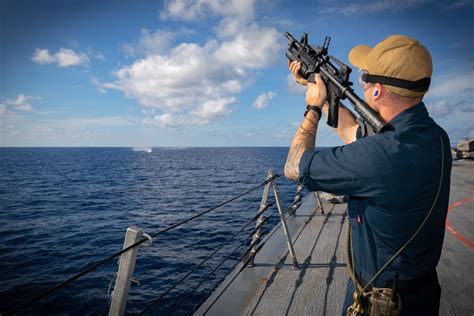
[272,182,299,268]
[109,227,143,316]
[247,169,273,267]
[316,191,324,215]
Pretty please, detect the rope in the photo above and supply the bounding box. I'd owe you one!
[138,202,275,315]
[4,175,278,316]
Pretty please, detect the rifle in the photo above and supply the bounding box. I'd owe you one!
[285,32,385,134]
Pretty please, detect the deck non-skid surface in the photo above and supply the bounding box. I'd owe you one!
[243,203,348,316]
[437,160,474,316]
[198,160,473,316]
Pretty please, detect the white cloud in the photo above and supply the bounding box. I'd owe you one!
[122,28,180,56]
[99,0,281,127]
[94,52,106,60]
[454,100,474,113]
[143,97,235,127]
[139,29,175,55]
[55,48,89,67]
[215,17,245,38]
[121,43,136,57]
[317,0,474,15]
[91,76,122,93]
[426,99,451,118]
[287,74,307,94]
[253,92,275,109]
[318,0,430,15]
[194,97,235,121]
[214,23,280,69]
[13,95,34,112]
[145,113,183,128]
[425,98,473,121]
[275,130,291,139]
[52,116,137,127]
[31,49,55,64]
[109,42,239,110]
[104,24,280,127]
[426,72,474,98]
[445,0,474,9]
[1,94,38,113]
[91,77,107,93]
[160,0,255,21]
[32,48,89,67]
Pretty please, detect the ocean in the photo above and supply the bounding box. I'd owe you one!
[0,147,300,315]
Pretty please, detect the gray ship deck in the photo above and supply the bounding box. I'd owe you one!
[197,160,473,316]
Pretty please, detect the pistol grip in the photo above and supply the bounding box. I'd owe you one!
[327,102,339,128]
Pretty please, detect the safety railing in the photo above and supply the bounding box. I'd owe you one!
[3,169,309,316]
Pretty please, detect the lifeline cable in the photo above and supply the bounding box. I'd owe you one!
[138,202,275,314]
[196,215,281,315]
[164,213,278,316]
[188,190,309,314]
[4,175,278,316]
[199,193,318,314]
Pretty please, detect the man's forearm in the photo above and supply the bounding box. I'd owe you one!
[284,111,320,181]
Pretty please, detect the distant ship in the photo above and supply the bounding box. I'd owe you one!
[132,147,152,153]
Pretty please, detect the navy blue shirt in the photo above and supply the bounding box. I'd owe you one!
[299,102,452,287]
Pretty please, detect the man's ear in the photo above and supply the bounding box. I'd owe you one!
[373,83,383,101]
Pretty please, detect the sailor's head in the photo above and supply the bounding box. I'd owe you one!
[349,35,432,101]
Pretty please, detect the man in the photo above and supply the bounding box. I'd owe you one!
[284,35,452,315]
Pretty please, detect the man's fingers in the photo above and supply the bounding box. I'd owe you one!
[290,60,299,67]
[288,61,309,86]
[289,61,301,75]
[290,63,299,74]
[294,62,301,73]
[314,74,327,89]
[289,63,295,73]
[314,73,323,84]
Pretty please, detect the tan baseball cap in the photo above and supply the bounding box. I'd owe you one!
[349,35,432,97]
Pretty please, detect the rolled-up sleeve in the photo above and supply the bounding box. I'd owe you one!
[298,138,390,197]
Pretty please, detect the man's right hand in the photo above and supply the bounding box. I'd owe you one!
[288,61,309,86]
[306,74,327,108]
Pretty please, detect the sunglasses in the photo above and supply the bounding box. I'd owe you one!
[357,69,370,89]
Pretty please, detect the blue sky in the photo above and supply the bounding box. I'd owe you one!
[1,0,473,147]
